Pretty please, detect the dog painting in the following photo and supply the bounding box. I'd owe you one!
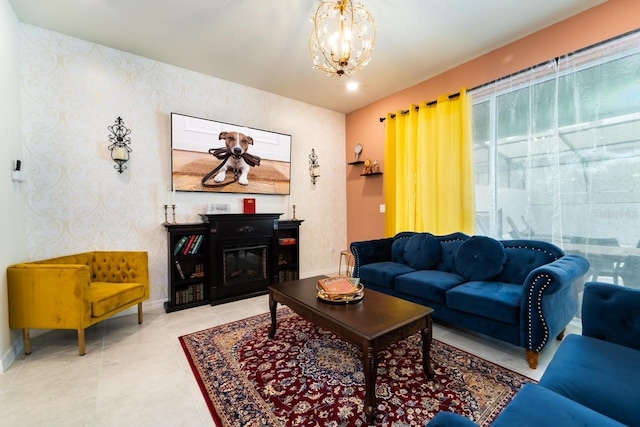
[214,131,256,185]
[171,113,291,195]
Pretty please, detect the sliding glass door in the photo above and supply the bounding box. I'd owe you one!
[472,31,640,287]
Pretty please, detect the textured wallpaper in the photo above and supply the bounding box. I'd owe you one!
[19,24,347,305]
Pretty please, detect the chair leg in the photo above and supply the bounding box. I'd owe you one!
[23,329,32,355]
[78,329,86,356]
[526,350,539,369]
[138,302,143,324]
[556,328,565,340]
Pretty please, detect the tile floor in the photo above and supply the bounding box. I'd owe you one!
[0,293,581,427]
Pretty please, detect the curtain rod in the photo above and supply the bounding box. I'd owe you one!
[379,91,462,122]
[379,28,640,124]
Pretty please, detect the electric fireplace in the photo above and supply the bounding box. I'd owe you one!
[201,213,280,304]
[223,244,268,285]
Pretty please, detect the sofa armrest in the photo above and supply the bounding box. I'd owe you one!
[426,411,479,427]
[7,263,92,330]
[582,281,640,350]
[350,237,393,278]
[521,254,590,352]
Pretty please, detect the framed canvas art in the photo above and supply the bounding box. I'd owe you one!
[171,113,291,195]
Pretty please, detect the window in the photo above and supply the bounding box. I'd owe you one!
[471,31,640,287]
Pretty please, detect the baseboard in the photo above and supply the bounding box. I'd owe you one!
[1,331,22,373]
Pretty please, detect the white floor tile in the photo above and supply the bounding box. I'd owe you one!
[0,294,577,425]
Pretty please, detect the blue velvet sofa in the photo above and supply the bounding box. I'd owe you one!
[427,281,640,426]
[350,232,590,368]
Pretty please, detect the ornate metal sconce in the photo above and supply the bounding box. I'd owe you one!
[107,116,132,173]
[309,148,320,185]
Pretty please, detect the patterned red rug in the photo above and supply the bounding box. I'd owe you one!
[179,308,533,426]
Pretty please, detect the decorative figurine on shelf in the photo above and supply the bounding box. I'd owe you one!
[371,160,381,174]
[354,143,363,162]
[363,159,372,175]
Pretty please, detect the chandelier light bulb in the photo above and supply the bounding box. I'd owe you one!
[310,0,377,77]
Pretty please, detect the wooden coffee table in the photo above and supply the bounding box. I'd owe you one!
[268,276,435,424]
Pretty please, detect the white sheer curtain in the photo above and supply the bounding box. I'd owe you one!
[471,30,640,287]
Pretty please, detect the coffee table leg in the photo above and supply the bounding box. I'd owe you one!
[421,315,435,379]
[363,343,377,424]
[268,293,278,339]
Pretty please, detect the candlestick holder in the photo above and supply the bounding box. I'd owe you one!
[171,204,177,224]
[163,204,170,225]
[291,204,297,220]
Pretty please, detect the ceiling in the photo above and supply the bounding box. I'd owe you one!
[9,0,606,114]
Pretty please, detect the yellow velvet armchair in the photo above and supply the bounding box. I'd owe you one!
[7,251,149,355]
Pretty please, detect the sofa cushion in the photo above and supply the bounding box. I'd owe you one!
[395,270,465,304]
[90,282,146,317]
[391,238,409,263]
[402,233,441,270]
[492,383,625,427]
[538,334,640,427]
[454,236,506,281]
[433,233,469,273]
[359,262,415,289]
[446,281,522,324]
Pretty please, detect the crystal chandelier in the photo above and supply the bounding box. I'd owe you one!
[309,0,377,77]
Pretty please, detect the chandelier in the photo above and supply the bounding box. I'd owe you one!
[309,0,377,77]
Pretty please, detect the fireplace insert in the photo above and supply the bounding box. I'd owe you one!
[223,244,267,286]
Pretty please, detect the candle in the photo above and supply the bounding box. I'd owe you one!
[172,188,176,205]
[113,146,128,161]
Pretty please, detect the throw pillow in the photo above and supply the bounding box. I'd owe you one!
[391,238,410,263]
[455,235,506,281]
[403,233,441,270]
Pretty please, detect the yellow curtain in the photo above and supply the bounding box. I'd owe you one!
[385,89,474,236]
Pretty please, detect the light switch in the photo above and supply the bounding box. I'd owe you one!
[379,204,386,213]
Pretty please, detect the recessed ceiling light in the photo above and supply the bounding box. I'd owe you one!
[346,81,359,92]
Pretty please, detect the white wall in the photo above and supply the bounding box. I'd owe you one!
[1,23,347,368]
[0,0,27,372]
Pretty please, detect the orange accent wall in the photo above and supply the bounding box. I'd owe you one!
[345,0,640,245]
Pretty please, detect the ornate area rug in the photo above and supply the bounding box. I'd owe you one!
[179,308,532,426]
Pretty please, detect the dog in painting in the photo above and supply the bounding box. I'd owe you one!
[214,131,254,185]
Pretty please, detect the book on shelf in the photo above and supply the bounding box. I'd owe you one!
[173,235,189,255]
[182,235,197,255]
[189,235,203,254]
[175,260,186,280]
[190,262,205,278]
[317,276,359,296]
[278,237,297,246]
[278,269,297,283]
[175,283,204,305]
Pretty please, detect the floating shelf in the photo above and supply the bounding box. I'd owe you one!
[360,172,383,176]
[348,160,365,165]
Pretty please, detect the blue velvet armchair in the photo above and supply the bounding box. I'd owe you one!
[428,281,640,426]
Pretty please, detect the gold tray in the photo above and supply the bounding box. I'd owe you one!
[316,281,364,304]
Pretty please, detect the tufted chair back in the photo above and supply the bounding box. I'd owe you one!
[91,251,148,285]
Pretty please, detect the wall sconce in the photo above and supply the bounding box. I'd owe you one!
[309,148,320,185]
[107,116,132,173]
